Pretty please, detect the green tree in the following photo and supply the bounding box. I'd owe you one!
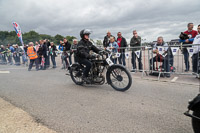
[54,34,64,45]
[23,30,40,44]
[0,31,9,42]
[0,30,79,46]
[65,36,76,44]
[40,34,53,41]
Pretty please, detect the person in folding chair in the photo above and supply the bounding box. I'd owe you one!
[149,36,171,78]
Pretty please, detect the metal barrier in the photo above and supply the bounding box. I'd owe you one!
[104,43,200,80]
[1,43,200,81]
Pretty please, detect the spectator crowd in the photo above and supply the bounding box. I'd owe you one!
[0,22,200,78]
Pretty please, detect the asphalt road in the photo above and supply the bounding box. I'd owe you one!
[0,65,199,133]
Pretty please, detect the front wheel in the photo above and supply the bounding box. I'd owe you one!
[192,108,200,133]
[106,65,132,92]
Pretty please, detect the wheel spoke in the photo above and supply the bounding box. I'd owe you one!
[110,68,129,89]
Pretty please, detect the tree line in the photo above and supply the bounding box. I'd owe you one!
[0,30,77,46]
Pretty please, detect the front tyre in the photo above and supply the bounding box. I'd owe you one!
[106,65,132,92]
[192,108,200,133]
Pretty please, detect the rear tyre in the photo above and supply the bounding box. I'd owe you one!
[70,65,84,85]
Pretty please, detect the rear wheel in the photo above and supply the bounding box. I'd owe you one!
[107,65,132,91]
[192,108,200,133]
[70,65,84,85]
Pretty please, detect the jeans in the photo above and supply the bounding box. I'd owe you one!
[8,54,13,65]
[192,52,200,73]
[38,57,42,67]
[1,54,7,64]
[62,53,69,68]
[111,56,117,64]
[45,54,50,68]
[118,53,126,66]
[183,49,190,71]
[29,58,39,70]
[16,56,21,65]
[51,55,56,67]
[22,54,28,64]
[15,54,21,65]
[132,51,142,70]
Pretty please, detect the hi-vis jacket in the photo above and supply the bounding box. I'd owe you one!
[27,46,38,59]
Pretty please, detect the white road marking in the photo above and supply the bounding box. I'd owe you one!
[0,71,10,74]
[171,77,178,82]
[0,68,27,70]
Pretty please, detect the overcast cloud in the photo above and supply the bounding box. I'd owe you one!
[0,0,200,42]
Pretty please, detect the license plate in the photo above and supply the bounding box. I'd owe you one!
[106,58,114,66]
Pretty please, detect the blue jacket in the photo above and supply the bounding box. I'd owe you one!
[109,42,119,53]
[9,46,15,53]
[58,44,64,51]
[179,38,194,43]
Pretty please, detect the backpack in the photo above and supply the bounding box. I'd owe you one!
[179,32,189,40]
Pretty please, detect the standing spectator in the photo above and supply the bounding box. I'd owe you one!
[35,41,40,52]
[58,40,64,51]
[71,39,78,63]
[108,37,119,64]
[63,38,72,65]
[22,45,28,65]
[117,32,127,66]
[130,30,142,72]
[0,46,2,63]
[192,24,200,74]
[7,44,15,65]
[38,40,47,70]
[0,45,7,64]
[180,23,198,72]
[58,41,66,68]
[24,45,28,55]
[14,44,23,65]
[0,45,2,63]
[60,42,68,69]
[27,42,39,71]
[49,42,57,68]
[44,39,51,68]
[103,31,113,49]
[149,37,171,77]
[13,44,17,64]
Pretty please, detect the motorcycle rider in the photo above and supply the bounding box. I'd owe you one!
[76,29,100,83]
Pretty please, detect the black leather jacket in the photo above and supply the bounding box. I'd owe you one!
[76,39,100,61]
[103,35,113,47]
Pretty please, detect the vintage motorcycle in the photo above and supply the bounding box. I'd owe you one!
[69,50,132,92]
[184,92,200,133]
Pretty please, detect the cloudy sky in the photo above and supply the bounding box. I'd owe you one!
[0,0,199,42]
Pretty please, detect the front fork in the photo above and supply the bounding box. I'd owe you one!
[184,110,200,120]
